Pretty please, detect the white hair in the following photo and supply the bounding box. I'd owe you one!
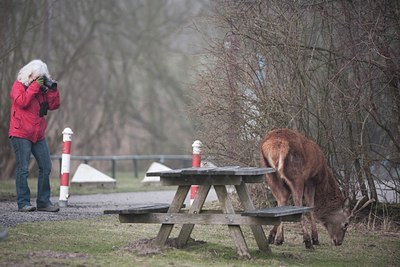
[17,59,51,86]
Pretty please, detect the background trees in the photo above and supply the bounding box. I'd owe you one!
[0,0,208,179]
[1,0,398,203]
[191,0,399,202]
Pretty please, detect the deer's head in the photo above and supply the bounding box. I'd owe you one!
[323,198,374,246]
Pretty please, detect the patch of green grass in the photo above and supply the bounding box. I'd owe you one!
[0,172,174,200]
[1,216,399,266]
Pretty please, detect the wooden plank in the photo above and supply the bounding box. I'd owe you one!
[231,167,275,176]
[104,203,170,215]
[160,175,243,186]
[241,206,313,217]
[147,167,275,178]
[177,185,211,248]
[149,167,275,186]
[186,166,273,175]
[214,185,251,259]
[119,213,282,225]
[146,169,184,177]
[174,166,239,175]
[241,175,265,184]
[235,182,270,253]
[180,167,226,174]
[160,175,265,186]
[186,210,302,222]
[152,185,189,247]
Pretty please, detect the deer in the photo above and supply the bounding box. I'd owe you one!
[260,128,374,249]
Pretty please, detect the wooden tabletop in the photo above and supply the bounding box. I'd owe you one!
[146,166,275,186]
[147,166,275,176]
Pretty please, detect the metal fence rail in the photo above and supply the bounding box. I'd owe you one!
[50,155,192,179]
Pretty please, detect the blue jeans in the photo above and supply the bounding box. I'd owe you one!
[10,137,53,209]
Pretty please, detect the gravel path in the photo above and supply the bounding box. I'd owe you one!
[0,190,218,228]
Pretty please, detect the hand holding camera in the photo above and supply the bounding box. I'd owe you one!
[36,76,44,86]
[36,76,57,89]
[43,76,57,90]
[37,76,57,93]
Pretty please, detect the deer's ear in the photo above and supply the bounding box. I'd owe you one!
[343,198,351,211]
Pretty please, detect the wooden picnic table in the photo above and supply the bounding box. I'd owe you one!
[104,166,312,258]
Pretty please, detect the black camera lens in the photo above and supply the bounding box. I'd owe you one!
[43,77,57,90]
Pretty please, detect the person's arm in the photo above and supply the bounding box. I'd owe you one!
[46,86,60,110]
[10,80,41,108]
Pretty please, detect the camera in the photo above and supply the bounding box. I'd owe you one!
[43,76,57,90]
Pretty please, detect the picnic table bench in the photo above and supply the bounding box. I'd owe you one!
[104,166,312,258]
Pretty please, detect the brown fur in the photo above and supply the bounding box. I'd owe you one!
[260,128,351,248]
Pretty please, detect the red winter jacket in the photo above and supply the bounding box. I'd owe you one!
[9,80,60,143]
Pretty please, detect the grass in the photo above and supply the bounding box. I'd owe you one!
[1,216,399,266]
[1,174,400,266]
[0,172,173,200]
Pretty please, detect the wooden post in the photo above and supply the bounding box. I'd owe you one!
[190,140,202,206]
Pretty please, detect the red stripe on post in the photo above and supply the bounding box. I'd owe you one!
[192,154,201,168]
[60,172,69,186]
[62,141,71,154]
[190,185,199,199]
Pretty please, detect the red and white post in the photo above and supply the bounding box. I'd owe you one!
[190,140,202,206]
[59,127,73,208]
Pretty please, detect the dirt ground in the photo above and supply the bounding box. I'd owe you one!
[0,190,218,228]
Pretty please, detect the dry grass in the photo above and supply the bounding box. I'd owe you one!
[1,210,399,266]
[1,177,399,266]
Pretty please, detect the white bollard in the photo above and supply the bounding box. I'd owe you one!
[59,127,73,207]
[190,140,202,206]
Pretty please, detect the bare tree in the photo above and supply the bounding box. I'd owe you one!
[0,0,209,179]
[191,0,399,202]
[0,0,46,179]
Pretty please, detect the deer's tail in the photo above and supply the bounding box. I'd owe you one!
[260,139,289,179]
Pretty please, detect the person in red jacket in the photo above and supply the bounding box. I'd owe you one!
[9,59,60,212]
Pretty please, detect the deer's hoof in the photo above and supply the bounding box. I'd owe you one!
[268,235,275,244]
[312,238,320,245]
[304,239,314,249]
[275,239,284,246]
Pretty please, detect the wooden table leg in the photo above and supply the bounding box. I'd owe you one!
[214,185,251,259]
[152,185,190,247]
[235,182,271,253]
[176,185,211,248]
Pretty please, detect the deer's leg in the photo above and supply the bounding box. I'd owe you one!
[270,197,289,245]
[268,225,278,244]
[274,201,286,245]
[265,173,290,245]
[290,182,313,249]
[304,184,319,245]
